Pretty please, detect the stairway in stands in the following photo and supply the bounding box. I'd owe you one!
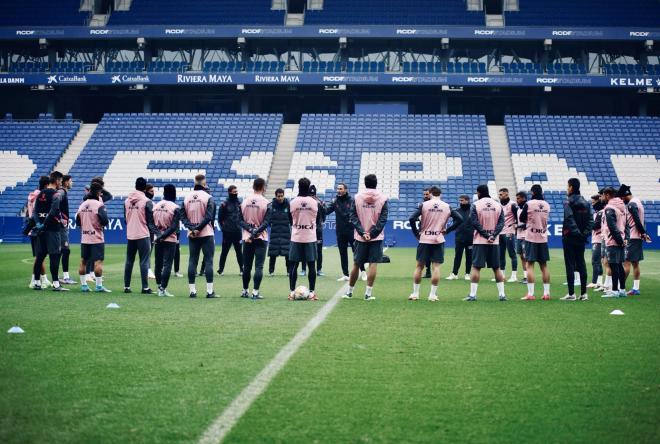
[487,125,516,193]
[266,124,299,198]
[53,123,98,174]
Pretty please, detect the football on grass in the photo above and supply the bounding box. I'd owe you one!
[293,286,311,300]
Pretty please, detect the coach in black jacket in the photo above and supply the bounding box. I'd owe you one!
[325,183,363,280]
[217,185,244,275]
[562,178,594,299]
[449,195,474,279]
[268,188,292,275]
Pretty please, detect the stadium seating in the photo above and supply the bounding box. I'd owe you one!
[502,62,543,74]
[146,61,191,73]
[305,0,484,25]
[602,63,646,75]
[68,113,283,217]
[505,0,660,27]
[0,118,80,216]
[505,115,660,221]
[8,62,50,73]
[293,114,495,220]
[106,61,145,73]
[109,0,285,25]
[0,0,86,26]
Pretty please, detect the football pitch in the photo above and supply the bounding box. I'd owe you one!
[1,244,659,444]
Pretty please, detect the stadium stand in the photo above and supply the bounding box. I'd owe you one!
[505,0,660,27]
[305,0,484,25]
[67,113,283,217]
[0,118,80,216]
[0,0,86,26]
[109,0,285,25]
[106,61,145,73]
[293,114,495,220]
[505,115,660,221]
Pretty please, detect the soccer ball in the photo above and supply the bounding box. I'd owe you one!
[293,286,311,300]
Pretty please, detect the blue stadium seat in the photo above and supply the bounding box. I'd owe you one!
[109,0,285,25]
[0,118,80,216]
[294,114,495,220]
[305,0,484,25]
[68,114,283,217]
[505,115,660,222]
[504,0,660,26]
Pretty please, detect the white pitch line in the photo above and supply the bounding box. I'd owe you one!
[198,284,347,444]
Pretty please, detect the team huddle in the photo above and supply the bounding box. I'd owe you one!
[23,171,649,302]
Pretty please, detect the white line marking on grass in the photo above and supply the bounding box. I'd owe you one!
[198,284,347,444]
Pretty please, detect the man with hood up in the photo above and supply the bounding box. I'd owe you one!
[217,185,244,276]
[560,178,593,301]
[123,177,161,294]
[268,188,292,276]
[345,174,389,301]
[446,194,473,281]
[601,186,629,298]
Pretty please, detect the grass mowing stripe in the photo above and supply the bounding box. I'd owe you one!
[198,283,347,444]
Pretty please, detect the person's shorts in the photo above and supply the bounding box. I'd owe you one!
[606,245,625,264]
[60,226,69,249]
[81,243,105,263]
[524,241,550,263]
[471,244,500,269]
[354,240,384,266]
[288,241,318,263]
[625,239,644,262]
[516,238,525,255]
[416,243,445,264]
[37,231,61,256]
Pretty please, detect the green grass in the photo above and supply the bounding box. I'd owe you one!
[1,244,659,444]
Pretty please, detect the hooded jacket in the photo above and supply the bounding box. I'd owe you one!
[268,197,292,256]
[562,192,594,242]
[350,188,389,242]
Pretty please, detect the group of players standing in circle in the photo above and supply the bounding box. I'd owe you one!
[25,170,649,302]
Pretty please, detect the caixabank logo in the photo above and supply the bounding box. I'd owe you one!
[111,74,151,84]
[47,74,87,84]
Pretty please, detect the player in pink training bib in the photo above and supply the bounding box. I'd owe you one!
[75,181,110,293]
[408,186,463,302]
[464,184,506,302]
[621,184,650,296]
[239,178,271,300]
[519,184,552,301]
[288,177,321,301]
[152,184,181,297]
[345,174,389,301]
